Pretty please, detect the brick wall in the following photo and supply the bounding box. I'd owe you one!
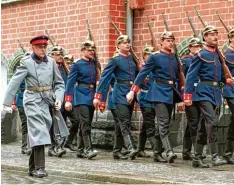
[1,0,234,67]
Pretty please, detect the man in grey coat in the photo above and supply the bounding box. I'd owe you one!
[2,35,65,178]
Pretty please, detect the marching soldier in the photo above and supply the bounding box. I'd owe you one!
[222,28,234,164]
[136,44,166,162]
[184,25,231,168]
[62,54,80,152]
[64,40,99,159]
[126,32,182,163]
[2,35,65,177]
[93,35,139,160]
[181,37,203,160]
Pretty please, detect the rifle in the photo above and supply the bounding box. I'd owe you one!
[194,8,233,80]
[216,11,230,33]
[17,40,26,53]
[86,18,101,81]
[194,6,207,27]
[161,13,185,90]
[45,30,69,75]
[108,16,141,71]
[146,15,157,50]
[186,11,198,37]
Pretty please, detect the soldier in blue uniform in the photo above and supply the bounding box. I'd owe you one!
[126,32,181,163]
[93,35,139,160]
[181,37,203,160]
[64,40,98,159]
[223,28,234,164]
[184,25,232,168]
[15,80,31,155]
[137,45,166,162]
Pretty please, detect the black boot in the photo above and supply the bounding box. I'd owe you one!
[33,145,48,178]
[21,134,28,154]
[48,145,57,157]
[223,140,234,164]
[136,133,150,158]
[192,144,209,168]
[83,135,97,159]
[28,149,35,176]
[65,132,77,151]
[77,135,87,158]
[123,135,137,160]
[161,137,177,163]
[113,135,128,160]
[148,137,166,163]
[209,142,227,166]
[182,137,194,160]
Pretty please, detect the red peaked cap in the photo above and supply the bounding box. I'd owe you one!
[30,35,49,45]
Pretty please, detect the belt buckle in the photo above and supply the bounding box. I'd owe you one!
[89,84,94,89]
[213,82,218,86]
[129,81,133,85]
[168,80,173,85]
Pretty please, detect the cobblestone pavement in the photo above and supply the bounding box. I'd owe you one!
[1,169,107,184]
[1,141,234,184]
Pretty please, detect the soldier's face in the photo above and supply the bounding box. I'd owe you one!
[204,32,218,46]
[161,39,174,51]
[189,45,202,54]
[53,53,64,63]
[83,49,95,60]
[32,44,47,58]
[118,41,130,53]
[230,36,234,45]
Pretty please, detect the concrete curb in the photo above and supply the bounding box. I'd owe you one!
[1,163,179,184]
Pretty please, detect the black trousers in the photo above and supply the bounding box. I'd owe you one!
[195,101,218,144]
[77,105,95,136]
[140,107,156,138]
[115,104,134,137]
[29,145,45,171]
[185,103,207,145]
[226,98,234,141]
[61,107,79,135]
[18,107,28,136]
[154,102,174,139]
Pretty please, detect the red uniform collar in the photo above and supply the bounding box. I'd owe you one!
[204,45,216,52]
[160,48,172,55]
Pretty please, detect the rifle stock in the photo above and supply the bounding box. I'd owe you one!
[194,8,233,80]
[161,13,185,90]
[146,15,157,50]
[108,16,141,71]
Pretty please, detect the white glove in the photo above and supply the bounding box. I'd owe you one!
[54,100,62,110]
[3,105,13,114]
[126,91,135,104]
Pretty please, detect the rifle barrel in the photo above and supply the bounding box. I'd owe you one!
[216,11,229,33]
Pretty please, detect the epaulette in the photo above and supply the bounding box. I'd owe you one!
[152,51,160,55]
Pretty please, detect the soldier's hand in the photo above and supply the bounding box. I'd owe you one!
[11,105,17,111]
[54,100,62,110]
[93,98,100,109]
[184,100,192,106]
[177,102,185,112]
[226,78,234,86]
[65,101,72,112]
[2,105,13,114]
[126,91,134,104]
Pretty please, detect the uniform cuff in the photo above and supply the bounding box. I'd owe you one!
[131,85,140,93]
[65,95,72,102]
[99,102,106,108]
[94,93,102,100]
[12,99,16,105]
[183,93,192,101]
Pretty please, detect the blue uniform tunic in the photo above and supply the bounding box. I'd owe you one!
[16,81,26,107]
[184,47,222,106]
[107,75,116,110]
[223,47,234,98]
[65,58,97,106]
[57,64,68,87]
[137,72,154,108]
[133,51,182,104]
[181,53,193,77]
[96,55,138,105]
